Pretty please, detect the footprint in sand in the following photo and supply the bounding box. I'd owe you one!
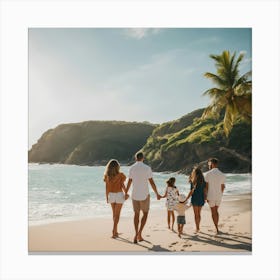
[169,242,178,248]
[146,235,150,237]
[183,244,192,247]
[232,214,240,217]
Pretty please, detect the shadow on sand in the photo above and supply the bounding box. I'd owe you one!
[116,237,170,252]
[183,231,252,251]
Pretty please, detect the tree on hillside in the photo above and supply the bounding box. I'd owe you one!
[202,50,252,137]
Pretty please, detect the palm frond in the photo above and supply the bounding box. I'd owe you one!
[204,72,227,87]
[203,50,252,137]
[234,71,252,88]
[202,88,226,97]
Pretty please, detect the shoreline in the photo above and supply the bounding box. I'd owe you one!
[28,193,252,226]
[28,162,252,175]
[29,194,252,253]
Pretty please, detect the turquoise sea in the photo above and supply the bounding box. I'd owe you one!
[28,164,252,225]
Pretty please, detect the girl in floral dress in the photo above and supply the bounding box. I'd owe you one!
[161,177,179,231]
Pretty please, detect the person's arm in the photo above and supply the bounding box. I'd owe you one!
[148,178,161,200]
[186,189,193,201]
[161,187,167,198]
[105,181,109,203]
[221,184,225,193]
[204,182,208,202]
[126,178,132,195]
[121,183,129,200]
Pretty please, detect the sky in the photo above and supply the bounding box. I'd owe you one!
[29,28,252,148]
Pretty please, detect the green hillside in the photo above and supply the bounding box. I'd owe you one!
[28,121,156,165]
[29,109,251,173]
[142,109,251,173]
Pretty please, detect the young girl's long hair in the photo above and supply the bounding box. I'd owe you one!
[166,177,176,187]
[190,166,205,187]
[104,159,120,181]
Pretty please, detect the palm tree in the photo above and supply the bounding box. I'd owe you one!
[202,50,252,137]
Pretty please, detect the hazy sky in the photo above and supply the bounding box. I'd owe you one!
[29,28,252,148]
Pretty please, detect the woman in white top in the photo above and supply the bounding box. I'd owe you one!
[161,177,179,231]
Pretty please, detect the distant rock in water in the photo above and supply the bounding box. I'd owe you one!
[28,121,156,165]
[142,108,251,174]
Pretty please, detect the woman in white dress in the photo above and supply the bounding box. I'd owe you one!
[160,177,179,231]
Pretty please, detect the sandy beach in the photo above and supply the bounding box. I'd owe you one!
[28,194,251,253]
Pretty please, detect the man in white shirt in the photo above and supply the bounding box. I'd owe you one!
[204,158,226,234]
[126,152,161,243]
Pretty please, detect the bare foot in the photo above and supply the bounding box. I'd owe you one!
[178,233,181,238]
[133,236,138,244]
[137,234,144,242]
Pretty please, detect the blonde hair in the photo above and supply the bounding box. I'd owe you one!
[104,159,120,181]
[190,166,205,187]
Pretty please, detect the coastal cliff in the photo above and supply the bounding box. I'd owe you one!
[142,109,251,173]
[29,121,156,165]
[29,109,251,173]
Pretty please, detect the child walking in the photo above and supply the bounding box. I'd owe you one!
[161,177,179,231]
[174,194,191,237]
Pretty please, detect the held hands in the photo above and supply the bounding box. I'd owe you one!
[124,193,129,200]
[156,193,161,200]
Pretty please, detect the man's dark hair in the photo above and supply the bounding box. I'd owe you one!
[208,157,219,165]
[135,151,144,161]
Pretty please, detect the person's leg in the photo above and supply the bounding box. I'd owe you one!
[137,195,150,241]
[197,206,202,232]
[112,203,123,237]
[132,199,140,243]
[110,203,116,237]
[137,211,148,241]
[178,224,182,237]
[193,206,199,232]
[133,211,140,243]
[210,206,219,233]
[215,205,220,232]
[171,211,175,231]
[181,224,185,235]
[167,210,171,229]
[193,206,202,232]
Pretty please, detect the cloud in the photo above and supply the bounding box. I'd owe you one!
[124,28,161,39]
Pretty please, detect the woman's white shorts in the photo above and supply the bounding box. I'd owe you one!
[108,192,125,204]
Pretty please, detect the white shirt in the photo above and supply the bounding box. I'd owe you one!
[204,168,226,201]
[128,161,153,200]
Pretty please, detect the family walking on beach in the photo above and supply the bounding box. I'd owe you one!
[104,152,226,242]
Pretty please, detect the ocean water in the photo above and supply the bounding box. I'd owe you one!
[28,164,252,225]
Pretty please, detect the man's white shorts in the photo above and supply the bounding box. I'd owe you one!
[108,192,125,204]
[208,199,221,208]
